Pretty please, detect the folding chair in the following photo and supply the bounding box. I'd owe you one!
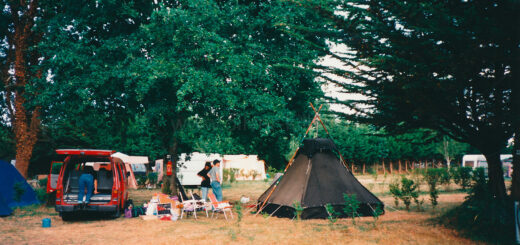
[179,192,198,219]
[207,192,233,220]
[190,190,209,218]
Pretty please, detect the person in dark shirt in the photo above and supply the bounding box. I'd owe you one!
[197,162,212,201]
[78,165,98,205]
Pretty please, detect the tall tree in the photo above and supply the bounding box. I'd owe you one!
[318,0,519,199]
[1,0,45,178]
[37,0,329,194]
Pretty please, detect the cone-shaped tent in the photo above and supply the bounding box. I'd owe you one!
[258,138,384,219]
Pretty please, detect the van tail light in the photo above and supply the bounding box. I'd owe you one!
[56,189,61,197]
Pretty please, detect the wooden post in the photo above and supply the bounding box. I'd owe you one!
[412,161,415,170]
[382,159,386,175]
[390,161,393,174]
[352,163,355,174]
[363,163,366,175]
[405,160,408,173]
[398,160,402,174]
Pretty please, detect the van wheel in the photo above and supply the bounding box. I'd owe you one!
[111,208,121,219]
[61,212,74,221]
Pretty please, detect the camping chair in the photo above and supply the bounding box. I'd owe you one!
[189,190,209,218]
[179,192,198,219]
[207,192,233,220]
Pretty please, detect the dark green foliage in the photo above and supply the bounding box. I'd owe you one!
[293,201,303,221]
[13,182,26,203]
[423,169,442,208]
[452,167,473,189]
[234,202,243,227]
[325,203,339,226]
[390,176,419,211]
[442,167,514,243]
[342,193,360,225]
[229,168,239,183]
[35,188,50,204]
[389,181,400,207]
[136,176,147,187]
[147,172,158,186]
[439,168,451,186]
[372,204,384,227]
[38,178,48,188]
[314,0,519,199]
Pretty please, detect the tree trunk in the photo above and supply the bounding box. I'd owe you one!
[168,138,179,197]
[382,159,385,175]
[405,160,408,172]
[363,163,366,175]
[4,0,42,179]
[484,152,507,199]
[389,161,393,174]
[511,133,520,200]
[398,160,401,174]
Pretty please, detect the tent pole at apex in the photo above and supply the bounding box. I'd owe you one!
[309,102,351,172]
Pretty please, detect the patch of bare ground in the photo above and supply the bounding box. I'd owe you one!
[0,177,485,245]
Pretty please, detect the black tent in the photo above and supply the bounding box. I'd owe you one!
[257,138,384,219]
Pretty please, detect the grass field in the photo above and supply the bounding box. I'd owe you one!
[0,175,485,245]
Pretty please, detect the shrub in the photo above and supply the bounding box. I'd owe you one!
[230,168,239,183]
[38,178,48,188]
[147,172,158,186]
[454,167,472,189]
[13,182,26,202]
[266,166,278,179]
[441,167,514,243]
[423,169,442,208]
[137,175,147,187]
[389,180,400,207]
[372,204,384,227]
[325,204,339,227]
[223,169,230,182]
[343,193,360,225]
[234,202,243,227]
[250,170,260,180]
[390,176,419,211]
[439,168,451,186]
[35,188,50,204]
[293,201,303,221]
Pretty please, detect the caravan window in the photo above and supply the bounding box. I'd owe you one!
[464,161,474,167]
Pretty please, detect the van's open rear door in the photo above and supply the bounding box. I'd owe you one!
[47,161,63,193]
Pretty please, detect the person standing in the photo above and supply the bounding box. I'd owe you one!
[209,159,223,202]
[78,166,98,206]
[197,162,212,201]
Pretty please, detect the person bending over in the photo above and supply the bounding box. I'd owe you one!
[209,159,223,202]
[78,166,98,206]
[197,162,212,201]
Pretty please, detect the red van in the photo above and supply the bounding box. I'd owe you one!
[50,149,129,220]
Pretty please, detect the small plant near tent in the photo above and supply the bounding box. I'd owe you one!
[13,181,26,203]
[342,194,360,225]
[423,169,442,208]
[234,202,243,227]
[372,204,384,228]
[389,181,400,207]
[390,176,419,211]
[293,201,303,221]
[325,204,339,228]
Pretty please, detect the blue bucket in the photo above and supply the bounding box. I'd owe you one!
[42,218,51,228]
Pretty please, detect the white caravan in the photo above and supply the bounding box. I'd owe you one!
[462,154,513,177]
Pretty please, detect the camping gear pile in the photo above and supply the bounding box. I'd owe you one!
[138,193,182,221]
